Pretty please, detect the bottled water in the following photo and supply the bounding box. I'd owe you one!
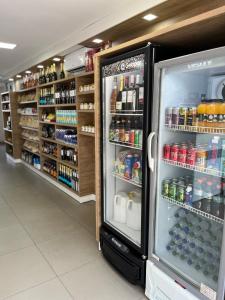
[174,208,188,219]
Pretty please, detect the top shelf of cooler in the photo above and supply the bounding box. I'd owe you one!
[165,124,225,135]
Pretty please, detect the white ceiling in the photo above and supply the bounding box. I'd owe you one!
[0,0,166,79]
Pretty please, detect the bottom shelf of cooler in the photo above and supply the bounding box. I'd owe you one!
[107,218,141,246]
[156,249,218,292]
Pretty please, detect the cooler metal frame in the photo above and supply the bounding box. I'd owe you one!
[148,46,225,300]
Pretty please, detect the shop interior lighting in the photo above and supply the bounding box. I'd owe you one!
[0,42,16,49]
[143,14,158,21]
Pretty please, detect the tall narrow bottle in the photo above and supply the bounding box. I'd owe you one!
[116,76,124,112]
[110,77,118,113]
[135,74,144,112]
[60,62,65,79]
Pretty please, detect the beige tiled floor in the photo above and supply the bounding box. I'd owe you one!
[0,145,145,300]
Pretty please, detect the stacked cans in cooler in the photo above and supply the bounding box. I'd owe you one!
[163,142,206,167]
[165,106,197,127]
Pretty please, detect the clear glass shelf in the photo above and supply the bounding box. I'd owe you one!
[162,158,224,178]
[162,195,224,224]
[112,172,142,188]
[165,124,225,135]
[109,140,142,150]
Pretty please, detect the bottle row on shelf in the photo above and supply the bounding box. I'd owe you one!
[58,164,79,192]
[79,83,94,93]
[39,62,65,85]
[19,116,39,129]
[1,94,9,102]
[42,142,57,157]
[110,74,144,113]
[21,150,41,170]
[109,116,143,149]
[17,92,36,103]
[61,147,78,165]
[165,97,225,129]
[22,129,39,142]
[56,110,77,125]
[80,102,94,110]
[162,174,225,219]
[114,150,142,186]
[2,103,10,110]
[55,129,77,145]
[167,208,222,283]
[43,160,57,178]
[41,125,55,139]
[18,107,37,115]
[41,112,55,123]
[163,136,225,174]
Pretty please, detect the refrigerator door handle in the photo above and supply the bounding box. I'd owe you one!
[147,132,155,172]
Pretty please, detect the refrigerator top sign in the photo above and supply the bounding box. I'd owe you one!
[187,60,212,70]
[102,54,144,77]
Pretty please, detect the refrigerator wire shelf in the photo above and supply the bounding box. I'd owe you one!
[109,140,142,150]
[162,159,224,178]
[112,172,142,188]
[162,196,224,224]
[165,124,225,135]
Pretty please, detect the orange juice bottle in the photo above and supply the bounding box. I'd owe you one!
[197,99,207,127]
[206,100,217,128]
[219,99,225,128]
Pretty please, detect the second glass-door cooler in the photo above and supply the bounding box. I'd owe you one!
[148,47,225,300]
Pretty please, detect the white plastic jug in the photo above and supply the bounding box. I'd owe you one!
[126,194,141,230]
[113,192,128,223]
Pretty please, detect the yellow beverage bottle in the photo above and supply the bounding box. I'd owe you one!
[197,99,207,127]
[206,100,217,128]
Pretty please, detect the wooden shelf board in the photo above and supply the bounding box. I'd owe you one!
[55,123,77,128]
[20,126,39,131]
[38,76,75,88]
[39,103,76,108]
[40,137,57,143]
[40,121,56,125]
[78,110,94,113]
[20,113,38,116]
[17,86,37,93]
[21,136,40,143]
[77,91,94,96]
[80,131,95,137]
[18,100,37,105]
[4,140,13,146]
[58,159,78,170]
[3,128,12,132]
[75,71,94,78]
[55,139,77,149]
[41,152,58,161]
[22,147,40,156]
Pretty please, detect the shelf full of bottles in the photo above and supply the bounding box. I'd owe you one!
[1,92,13,156]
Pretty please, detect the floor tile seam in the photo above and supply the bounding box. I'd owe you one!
[1,276,58,300]
[0,244,35,258]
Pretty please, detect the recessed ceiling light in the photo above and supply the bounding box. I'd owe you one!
[53,57,61,62]
[16,75,22,78]
[143,14,158,21]
[25,70,31,74]
[37,65,44,69]
[9,78,14,81]
[92,38,103,44]
[0,42,16,49]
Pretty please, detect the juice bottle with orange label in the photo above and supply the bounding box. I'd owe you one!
[197,99,207,127]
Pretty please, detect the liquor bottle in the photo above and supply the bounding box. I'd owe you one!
[69,81,76,104]
[109,117,116,141]
[135,74,144,111]
[65,85,70,103]
[125,117,131,144]
[110,77,118,112]
[60,62,65,79]
[126,75,136,111]
[52,63,57,81]
[42,68,46,84]
[39,69,42,84]
[119,119,126,143]
[61,85,65,104]
[46,67,50,83]
[116,76,123,112]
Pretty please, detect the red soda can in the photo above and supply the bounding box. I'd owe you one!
[163,144,171,160]
[186,147,196,165]
[170,144,179,161]
[178,145,187,163]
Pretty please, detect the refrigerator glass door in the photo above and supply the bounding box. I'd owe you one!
[102,53,145,246]
[153,54,225,295]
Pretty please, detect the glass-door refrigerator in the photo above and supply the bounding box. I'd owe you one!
[147,46,225,300]
[100,45,156,286]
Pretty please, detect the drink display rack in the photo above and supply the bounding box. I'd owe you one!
[0,71,95,202]
[1,91,21,160]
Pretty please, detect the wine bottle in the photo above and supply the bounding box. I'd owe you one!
[60,62,65,79]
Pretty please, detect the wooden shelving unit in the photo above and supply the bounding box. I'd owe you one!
[1,91,21,159]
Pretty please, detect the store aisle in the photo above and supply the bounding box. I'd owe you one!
[0,145,145,300]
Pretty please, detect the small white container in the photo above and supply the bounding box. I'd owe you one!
[113,192,128,223]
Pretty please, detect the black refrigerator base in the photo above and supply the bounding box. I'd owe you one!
[100,227,146,287]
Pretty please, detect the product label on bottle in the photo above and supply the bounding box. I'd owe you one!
[200,283,216,300]
[139,87,144,100]
[203,113,208,122]
[208,114,214,123]
[116,102,122,110]
[122,91,127,103]
[70,90,75,97]
[127,91,133,103]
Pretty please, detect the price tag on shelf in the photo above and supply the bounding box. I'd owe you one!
[200,283,216,300]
